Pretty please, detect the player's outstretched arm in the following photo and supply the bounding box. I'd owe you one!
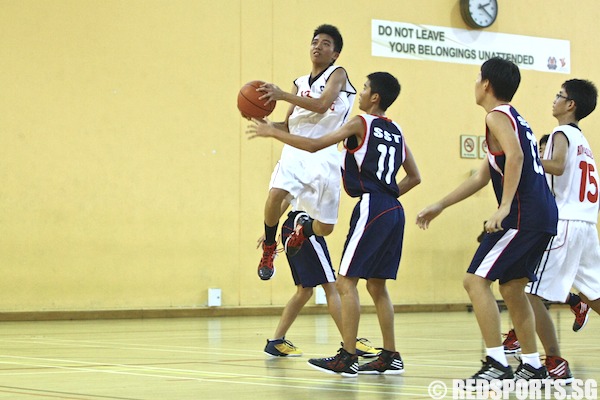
[416,159,490,229]
[247,116,363,153]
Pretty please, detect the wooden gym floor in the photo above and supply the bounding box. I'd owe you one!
[0,307,597,399]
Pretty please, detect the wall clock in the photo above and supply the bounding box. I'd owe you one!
[460,0,498,29]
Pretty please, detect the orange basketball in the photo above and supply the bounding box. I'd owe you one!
[237,80,276,119]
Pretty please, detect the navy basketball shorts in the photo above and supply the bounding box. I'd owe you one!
[468,228,553,284]
[339,193,405,280]
[281,211,336,288]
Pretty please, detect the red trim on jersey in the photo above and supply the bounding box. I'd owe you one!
[486,108,517,156]
[487,106,523,228]
[371,113,391,122]
[344,115,368,154]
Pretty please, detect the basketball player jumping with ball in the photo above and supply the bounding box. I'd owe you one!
[250,24,355,281]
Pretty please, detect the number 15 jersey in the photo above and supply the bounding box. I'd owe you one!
[342,114,406,198]
[544,124,599,223]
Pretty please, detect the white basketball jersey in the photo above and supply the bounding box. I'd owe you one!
[287,65,355,139]
[544,124,599,223]
[270,65,354,222]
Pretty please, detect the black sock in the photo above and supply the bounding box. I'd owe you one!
[567,292,581,306]
[302,218,315,237]
[265,223,278,244]
[380,348,396,356]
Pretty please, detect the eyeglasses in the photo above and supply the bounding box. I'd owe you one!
[555,93,572,101]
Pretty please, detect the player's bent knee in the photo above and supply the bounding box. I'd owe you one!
[268,188,289,202]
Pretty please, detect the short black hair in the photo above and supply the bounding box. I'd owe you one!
[481,57,521,102]
[313,24,343,53]
[367,72,401,111]
[539,134,550,146]
[562,79,598,121]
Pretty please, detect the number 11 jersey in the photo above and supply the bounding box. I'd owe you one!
[342,114,406,198]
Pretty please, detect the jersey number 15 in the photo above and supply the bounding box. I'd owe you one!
[579,161,598,203]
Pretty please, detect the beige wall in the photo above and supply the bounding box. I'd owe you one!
[1,0,598,312]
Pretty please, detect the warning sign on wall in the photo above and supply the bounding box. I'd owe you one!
[479,136,488,159]
[460,135,477,159]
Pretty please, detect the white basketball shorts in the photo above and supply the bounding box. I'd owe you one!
[527,219,600,302]
[269,145,341,225]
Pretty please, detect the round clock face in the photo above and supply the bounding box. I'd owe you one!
[461,0,498,29]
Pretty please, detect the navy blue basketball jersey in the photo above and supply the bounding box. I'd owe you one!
[486,105,558,234]
[342,114,406,198]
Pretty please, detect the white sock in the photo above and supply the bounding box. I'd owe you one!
[521,352,542,369]
[486,346,508,367]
